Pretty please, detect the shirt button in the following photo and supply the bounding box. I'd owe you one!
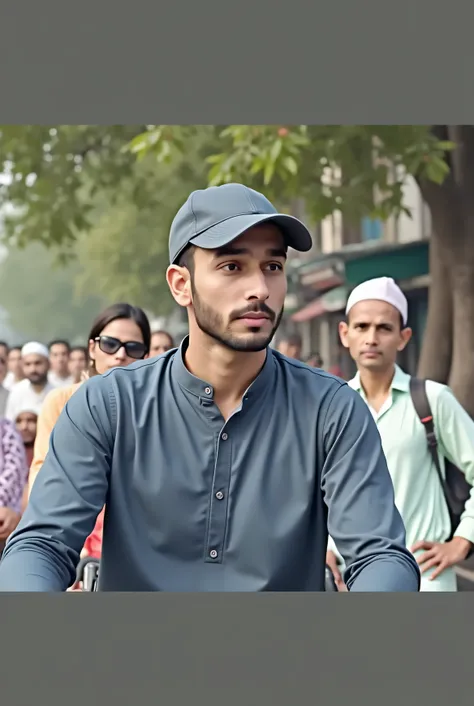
[215,491,224,500]
[204,387,212,395]
[221,432,228,441]
[209,549,218,559]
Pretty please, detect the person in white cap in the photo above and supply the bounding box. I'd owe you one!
[326,276,474,592]
[5,343,54,423]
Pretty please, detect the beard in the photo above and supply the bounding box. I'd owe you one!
[191,282,283,352]
[27,372,48,386]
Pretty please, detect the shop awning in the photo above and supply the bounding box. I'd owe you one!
[291,286,348,323]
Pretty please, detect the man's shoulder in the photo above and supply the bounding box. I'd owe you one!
[271,349,348,396]
[8,379,28,397]
[102,354,169,385]
[44,382,80,406]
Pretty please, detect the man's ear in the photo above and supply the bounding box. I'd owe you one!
[338,320,350,349]
[398,327,412,352]
[166,265,192,307]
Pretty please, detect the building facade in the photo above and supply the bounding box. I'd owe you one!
[284,176,431,376]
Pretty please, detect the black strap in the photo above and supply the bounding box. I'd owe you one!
[409,377,445,492]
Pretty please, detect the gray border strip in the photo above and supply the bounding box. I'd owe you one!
[1,2,473,705]
[0,4,473,121]
[0,594,473,706]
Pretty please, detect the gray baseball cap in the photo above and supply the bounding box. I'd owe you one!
[169,183,313,264]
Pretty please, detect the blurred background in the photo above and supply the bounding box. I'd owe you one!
[0,124,470,410]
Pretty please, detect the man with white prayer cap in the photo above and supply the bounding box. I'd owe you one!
[326,276,474,592]
[5,343,54,423]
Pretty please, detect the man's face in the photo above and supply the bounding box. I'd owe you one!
[150,333,174,357]
[278,340,301,360]
[68,349,87,379]
[180,224,288,353]
[49,343,70,375]
[7,348,22,377]
[338,300,412,372]
[0,350,7,384]
[15,412,38,446]
[22,354,49,385]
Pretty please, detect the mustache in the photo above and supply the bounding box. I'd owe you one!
[230,302,276,322]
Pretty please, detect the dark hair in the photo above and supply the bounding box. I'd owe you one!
[0,341,9,351]
[48,339,71,352]
[306,352,323,367]
[177,245,196,275]
[88,303,151,366]
[8,345,22,354]
[70,345,89,361]
[281,333,302,348]
[151,330,175,347]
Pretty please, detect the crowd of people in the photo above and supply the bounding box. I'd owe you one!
[0,315,175,557]
[0,182,472,592]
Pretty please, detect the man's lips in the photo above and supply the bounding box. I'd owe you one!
[236,313,271,326]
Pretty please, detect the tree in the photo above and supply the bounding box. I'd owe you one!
[74,129,217,314]
[132,126,474,412]
[0,241,107,343]
[1,124,470,410]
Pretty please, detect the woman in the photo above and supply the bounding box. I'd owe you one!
[0,417,29,550]
[28,302,151,564]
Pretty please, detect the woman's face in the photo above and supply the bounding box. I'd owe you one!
[88,318,147,375]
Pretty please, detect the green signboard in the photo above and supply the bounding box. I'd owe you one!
[344,241,429,287]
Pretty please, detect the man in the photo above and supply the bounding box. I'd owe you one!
[326,276,474,592]
[305,352,324,368]
[3,346,23,391]
[150,330,175,357]
[0,342,8,386]
[48,339,73,387]
[0,184,420,592]
[276,333,302,360]
[5,343,54,423]
[15,403,39,470]
[68,346,88,384]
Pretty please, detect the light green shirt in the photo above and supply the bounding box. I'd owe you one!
[330,365,474,592]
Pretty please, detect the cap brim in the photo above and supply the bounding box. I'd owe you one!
[187,213,313,259]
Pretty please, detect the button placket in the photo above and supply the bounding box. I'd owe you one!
[205,425,233,564]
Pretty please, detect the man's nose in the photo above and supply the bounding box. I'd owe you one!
[246,271,270,301]
[365,328,378,345]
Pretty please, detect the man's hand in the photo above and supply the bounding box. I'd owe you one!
[411,537,473,580]
[326,550,347,591]
[0,507,21,540]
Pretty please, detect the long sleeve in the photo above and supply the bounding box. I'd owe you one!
[28,387,72,495]
[0,419,29,513]
[321,385,420,592]
[0,377,114,592]
[433,383,474,544]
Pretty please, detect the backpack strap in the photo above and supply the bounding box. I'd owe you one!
[409,377,445,490]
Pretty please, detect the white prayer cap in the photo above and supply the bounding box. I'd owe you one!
[21,341,49,359]
[15,402,42,419]
[345,277,408,326]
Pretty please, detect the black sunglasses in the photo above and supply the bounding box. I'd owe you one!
[95,336,147,360]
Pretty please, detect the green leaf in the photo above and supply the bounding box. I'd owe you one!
[263,160,275,185]
[283,156,298,175]
[425,156,450,185]
[435,140,456,152]
[270,139,283,163]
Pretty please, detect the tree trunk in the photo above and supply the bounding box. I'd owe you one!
[417,232,452,382]
[417,126,474,416]
[449,255,474,417]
